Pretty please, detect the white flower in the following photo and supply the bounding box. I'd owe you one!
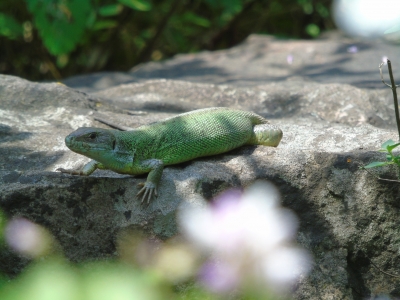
[179,181,312,294]
[5,218,52,257]
[333,0,400,38]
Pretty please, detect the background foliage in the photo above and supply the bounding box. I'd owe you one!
[0,0,334,81]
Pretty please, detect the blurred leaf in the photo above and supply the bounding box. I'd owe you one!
[0,13,22,39]
[57,54,69,68]
[385,24,400,34]
[204,0,242,13]
[25,0,92,55]
[1,260,80,300]
[0,260,167,300]
[364,161,393,168]
[82,263,164,300]
[316,3,329,18]
[382,139,400,152]
[99,4,123,16]
[301,3,313,14]
[118,0,151,11]
[382,139,395,149]
[388,143,400,153]
[182,12,211,28]
[93,20,118,30]
[0,210,6,241]
[305,23,320,37]
[86,11,97,28]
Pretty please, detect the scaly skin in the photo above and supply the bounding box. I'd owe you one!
[58,107,283,204]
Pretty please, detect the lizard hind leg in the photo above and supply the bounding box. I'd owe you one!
[248,124,283,147]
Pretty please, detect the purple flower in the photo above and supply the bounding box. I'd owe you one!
[199,259,239,293]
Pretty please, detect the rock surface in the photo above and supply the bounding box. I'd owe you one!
[2,33,400,299]
[63,33,400,92]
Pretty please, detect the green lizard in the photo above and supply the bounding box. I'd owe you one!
[57,107,283,204]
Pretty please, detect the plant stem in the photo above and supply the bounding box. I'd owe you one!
[387,60,400,141]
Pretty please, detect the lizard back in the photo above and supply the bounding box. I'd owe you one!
[117,107,273,166]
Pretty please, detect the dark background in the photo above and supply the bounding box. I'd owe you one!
[0,0,334,81]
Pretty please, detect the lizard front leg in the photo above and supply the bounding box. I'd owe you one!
[136,159,164,205]
[57,160,105,176]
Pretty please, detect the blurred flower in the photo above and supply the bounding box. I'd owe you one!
[199,259,239,293]
[287,54,294,65]
[333,0,400,38]
[179,181,312,295]
[382,56,388,65]
[347,46,358,54]
[5,218,53,258]
[152,242,198,282]
[117,230,198,283]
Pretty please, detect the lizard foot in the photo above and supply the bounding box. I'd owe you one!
[137,182,158,205]
[57,168,85,176]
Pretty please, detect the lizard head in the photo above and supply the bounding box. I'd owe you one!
[65,127,116,159]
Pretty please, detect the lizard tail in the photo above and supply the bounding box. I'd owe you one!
[247,124,283,147]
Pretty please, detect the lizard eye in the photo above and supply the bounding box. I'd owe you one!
[88,132,97,140]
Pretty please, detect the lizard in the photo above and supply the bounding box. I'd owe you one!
[57,107,283,204]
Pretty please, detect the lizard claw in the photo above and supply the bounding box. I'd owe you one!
[137,182,158,205]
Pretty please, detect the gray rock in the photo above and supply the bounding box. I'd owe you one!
[63,33,400,93]
[2,34,400,299]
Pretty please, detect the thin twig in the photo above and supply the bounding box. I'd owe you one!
[386,60,400,141]
[377,177,400,183]
[370,259,400,279]
[379,62,392,88]
[360,165,400,182]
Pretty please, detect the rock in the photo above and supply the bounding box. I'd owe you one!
[2,33,400,299]
[63,33,400,92]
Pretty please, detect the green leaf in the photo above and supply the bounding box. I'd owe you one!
[0,210,6,242]
[364,161,394,168]
[385,24,400,34]
[382,139,396,149]
[25,0,92,55]
[388,143,400,152]
[118,0,151,11]
[182,12,211,27]
[98,4,123,16]
[316,3,329,18]
[305,23,320,37]
[86,11,96,28]
[0,13,22,39]
[56,54,69,68]
[381,139,400,152]
[93,20,118,30]
[204,0,242,13]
